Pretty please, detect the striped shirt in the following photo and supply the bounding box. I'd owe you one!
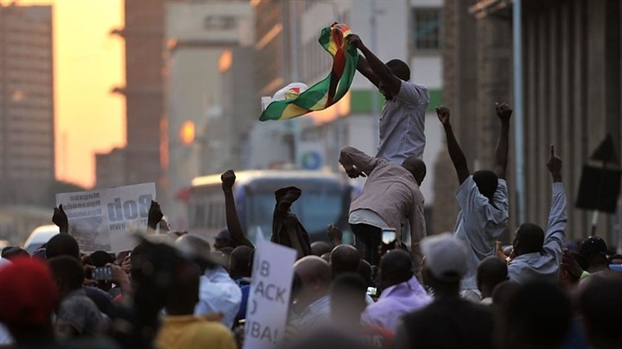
[377,80,429,163]
[286,295,331,339]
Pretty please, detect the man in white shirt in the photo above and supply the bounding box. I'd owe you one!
[437,104,511,292]
[508,145,566,284]
[346,33,429,169]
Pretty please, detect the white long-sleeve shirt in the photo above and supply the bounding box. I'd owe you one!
[508,182,566,284]
[194,266,242,329]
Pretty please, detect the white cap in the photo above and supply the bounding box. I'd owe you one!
[420,233,468,282]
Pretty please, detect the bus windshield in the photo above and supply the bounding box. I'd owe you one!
[245,185,345,240]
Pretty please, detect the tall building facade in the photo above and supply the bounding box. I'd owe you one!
[438,0,622,245]
[162,0,253,227]
[0,4,55,205]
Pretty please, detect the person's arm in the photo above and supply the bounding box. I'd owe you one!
[409,194,426,270]
[347,34,401,98]
[543,145,566,260]
[147,201,163,230]
[53,205,69,233]
[221,170,254,248]
[339,146,379,176]
[437,106,470,184]
[356,55,381,88]
[493,103,512,179]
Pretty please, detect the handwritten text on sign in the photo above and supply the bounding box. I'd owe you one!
[243,232,296,349]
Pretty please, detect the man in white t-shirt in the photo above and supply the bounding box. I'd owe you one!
[436,104,511,294]
[346,34,429,172]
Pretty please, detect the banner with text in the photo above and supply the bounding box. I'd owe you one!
[56,183,156,253]
[244,230,296,349]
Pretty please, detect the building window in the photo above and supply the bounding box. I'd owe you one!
[204,15,236,30]
[412,8,441,51]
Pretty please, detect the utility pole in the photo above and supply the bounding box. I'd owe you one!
[513,0,526,224]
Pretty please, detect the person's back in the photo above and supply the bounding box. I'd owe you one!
[399,297,493,349]
[157,316,236,349]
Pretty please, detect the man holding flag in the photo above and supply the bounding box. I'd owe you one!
[346,33,429,176]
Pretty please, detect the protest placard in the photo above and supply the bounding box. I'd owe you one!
[55,183,156,253]
[244,230,297,349]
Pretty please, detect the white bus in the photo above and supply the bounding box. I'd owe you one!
[188,170,355,243]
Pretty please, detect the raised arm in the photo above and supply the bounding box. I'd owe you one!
[543,145,566,259]
[339,146,379,176]
[221,170,254,248]
[493,103,512,179]
[437,106,470,184]
[347,34,401,98]
[53,205,69,233]
[355,55,380,88]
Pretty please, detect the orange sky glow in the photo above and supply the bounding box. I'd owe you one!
[2,0,126,188]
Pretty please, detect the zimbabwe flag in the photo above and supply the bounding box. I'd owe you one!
[259,23,359,121]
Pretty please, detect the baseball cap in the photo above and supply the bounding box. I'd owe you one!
[579,236,614,258]
[421,233,468,282]
[0,257,58,326]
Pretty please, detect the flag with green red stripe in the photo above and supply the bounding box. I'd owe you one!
[259,23,359,121]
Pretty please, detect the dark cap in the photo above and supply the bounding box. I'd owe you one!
[579,236,614,258]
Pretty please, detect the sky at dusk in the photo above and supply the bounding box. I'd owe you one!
[2,0,126,188]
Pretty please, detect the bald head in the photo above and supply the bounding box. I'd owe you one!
[294,256,332,307]
[229,245,253,279]
[311,241,332,257]
[379,250,413,289]
[402,157,426,185]
[330,245,360,277]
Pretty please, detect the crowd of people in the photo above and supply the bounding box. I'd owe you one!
[1,31,622,349]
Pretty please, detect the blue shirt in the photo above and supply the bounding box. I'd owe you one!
[508,183,566,284]
[377,80,429,163]
[454,176,509,290]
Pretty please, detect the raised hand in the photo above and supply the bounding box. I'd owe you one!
[327,224,343,246]
[221,169,236,191]
[495,102,512,121]
[53,205,69,233]
[346,34,362,49]
[547,144,562,182]
[436,106,450,126]
[147,200,164,229]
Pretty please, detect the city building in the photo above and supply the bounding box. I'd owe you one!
[438,0,622,245]
[0,4,55,205]
[162,0,253,227]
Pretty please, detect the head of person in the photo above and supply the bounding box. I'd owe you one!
[293,256,331,308]
[356,259,373,286]
[473,170,499,202]
[504,282,571,349]
[579,236,612,272]
[0,257,58,344]
[330,273,367,326]
[420,233,468,297]
[47,255,85,298]
[491,281,521,309]
[229,245,253,280]
[578,274,622,348]
[378,250,413,291]
[512,223,544,257]
[379,59,410,100]
[477,256,508,298]
[402,157,427,185]
[46,233,80,260]
[164,261,202,316]
[1,246,29,261]
[311,241,332,257]
[175,233,212,272]
[214,228,237,250]
[330,244,360,277]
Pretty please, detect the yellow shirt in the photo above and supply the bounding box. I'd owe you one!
[156,315,237,349]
